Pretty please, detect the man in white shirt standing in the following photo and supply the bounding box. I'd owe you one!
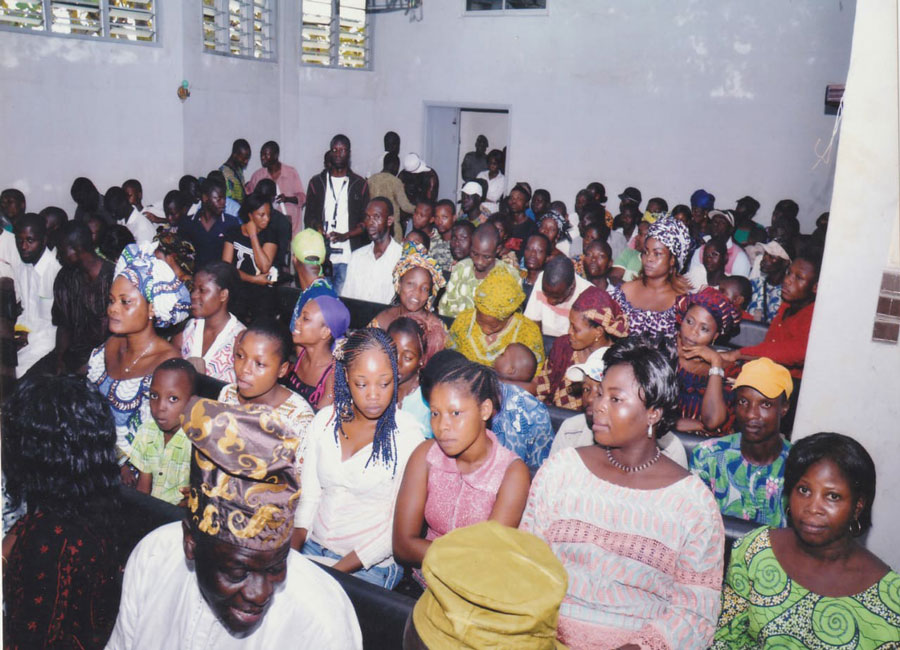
[13,214,60,378]
[303,134,370,296]
[106,399,362,650]
[523,255,592,337]
[341,197,403,304]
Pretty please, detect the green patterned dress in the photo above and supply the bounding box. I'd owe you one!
[713,527,900,649]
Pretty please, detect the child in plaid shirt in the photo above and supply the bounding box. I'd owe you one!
[130,359,197,505]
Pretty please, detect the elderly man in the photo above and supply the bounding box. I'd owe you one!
[106,399,362,649]
[523,255,592,337]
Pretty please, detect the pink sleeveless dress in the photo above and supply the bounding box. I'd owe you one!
[423,429,520,542]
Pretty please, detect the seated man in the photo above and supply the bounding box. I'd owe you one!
[748,239,793,324]
[438,222,519,318]
[549,347,687,467]
[107,399,362,648]
[687,209,752,278]
[341,197,403,304]
[13,213,61,378]
[523,255,592,337]
[522,233,550,304]
[689,357,793,527]
[0,188,25,232]
[491,343,552,472]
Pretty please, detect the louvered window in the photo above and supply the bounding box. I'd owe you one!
[202,0,275,60]
[0,0,155,42]
[465,0,546,12]
[301,0,369,70]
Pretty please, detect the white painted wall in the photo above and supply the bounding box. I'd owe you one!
[366,0,856,229]
[794,0,900,569]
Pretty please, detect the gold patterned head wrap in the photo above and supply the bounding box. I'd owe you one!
[181,398,301,551]
[392,241,446,309]
[474,266,525,321]
[413,521,568,649]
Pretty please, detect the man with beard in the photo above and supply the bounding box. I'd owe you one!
[304,134,370,295]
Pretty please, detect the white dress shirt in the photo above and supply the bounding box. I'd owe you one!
[15,247,60,377]
[340,237,403,304]
[105,521,362,650]
[295,406,423,569]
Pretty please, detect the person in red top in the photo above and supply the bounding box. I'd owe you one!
[721,250,820,435]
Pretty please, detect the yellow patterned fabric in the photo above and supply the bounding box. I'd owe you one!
[473,265,526,320]
[392,241,446,309]
[448,308,545,373]
[181,398,302,551]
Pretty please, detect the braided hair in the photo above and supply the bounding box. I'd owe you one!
[332,328,401,474]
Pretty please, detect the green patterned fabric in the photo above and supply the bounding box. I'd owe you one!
[713,527,900,649]
[690,433,790,527]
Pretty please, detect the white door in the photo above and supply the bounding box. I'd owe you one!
[424,105,461,203]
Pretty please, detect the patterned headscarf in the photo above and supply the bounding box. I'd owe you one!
[182,398,301,551]
[646,217,692,270]
[153,230,196,284]
[539,210,569,237]
[674,286,742,337]
[392,241,446,309]
[474,266,525,321]
[115,243,191,328]
[571,286,629,338]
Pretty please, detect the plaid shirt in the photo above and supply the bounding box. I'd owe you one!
[129,420,192,506]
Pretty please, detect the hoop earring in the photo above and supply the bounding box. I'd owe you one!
[849,518,862,536]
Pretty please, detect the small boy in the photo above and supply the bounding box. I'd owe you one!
[493,342,537,395]
[130,358,197,506]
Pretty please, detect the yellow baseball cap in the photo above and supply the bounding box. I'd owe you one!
[290,228,326,266]
[733,357,793,399]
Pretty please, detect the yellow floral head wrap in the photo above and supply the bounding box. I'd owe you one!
[474,266,525,321]
[392,241,446,309]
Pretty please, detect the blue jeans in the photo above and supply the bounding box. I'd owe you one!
[301,538,402,589]
[330,263,348,296]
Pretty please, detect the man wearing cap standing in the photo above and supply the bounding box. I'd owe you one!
[459,180,490,224]
[399,153,439,207]
[689,358,793,527]
[748,238,793,324]
[107,399,362,649]
[548,348,687,466]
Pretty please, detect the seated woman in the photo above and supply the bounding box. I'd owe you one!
[712,432,900,648]
[217,319,314,443]
[371,241,447,366]
[393,354,530,579]
[2,376,124,649]
[609,216,693,343]
[388,317,432,436]
[448,265,545,372]
[171,260,245,384]
[88,243,190,482]
[292,328,424,589]
[286,294,349,412]
[538,209,572,257]
[536,286,628,410]
[222,191,278,324]
[673,286,741,435]
[521,337,725,649]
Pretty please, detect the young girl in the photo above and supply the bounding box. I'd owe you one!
[387,317,432,436]
[217,319,314,450]
[286,295,350,411]
[392,355,531,578]
[172,260,246,383]
[292,328,424,588]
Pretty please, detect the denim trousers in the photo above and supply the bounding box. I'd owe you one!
[301,538,402,589]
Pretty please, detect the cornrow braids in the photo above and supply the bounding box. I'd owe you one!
[332,328,401,475]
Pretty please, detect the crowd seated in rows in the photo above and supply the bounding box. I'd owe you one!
[1,131,896,649]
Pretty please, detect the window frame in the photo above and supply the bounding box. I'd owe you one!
[201,0,277,62]
[300,0,372,71]
[0,0,159,45]
[462,0,548,17]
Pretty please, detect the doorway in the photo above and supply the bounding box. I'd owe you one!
[424,104,510,204]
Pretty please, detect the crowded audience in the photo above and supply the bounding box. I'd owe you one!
[3,128,897,650]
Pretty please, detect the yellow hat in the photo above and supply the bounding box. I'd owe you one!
[413,521,568,650]
[733,357,794,399]
[291,228,326,266]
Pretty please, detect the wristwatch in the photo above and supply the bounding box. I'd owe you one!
[708,366,725,378]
